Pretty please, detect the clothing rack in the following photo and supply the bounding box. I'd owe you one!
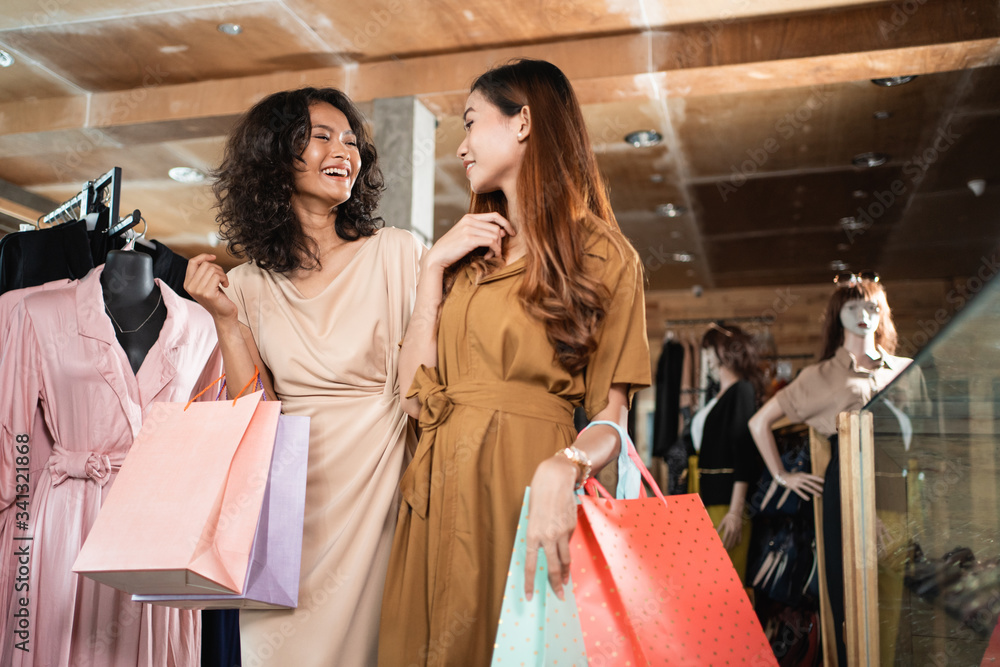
[38,167,139,238]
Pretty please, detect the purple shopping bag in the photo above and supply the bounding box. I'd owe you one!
[134,414,310,609]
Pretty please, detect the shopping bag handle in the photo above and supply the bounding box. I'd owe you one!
[213,371,267,403]
[579,420,667,506]
[184,367,263,410]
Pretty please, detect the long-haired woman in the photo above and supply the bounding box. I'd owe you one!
[378,59,651,665]
[184,87,424,666]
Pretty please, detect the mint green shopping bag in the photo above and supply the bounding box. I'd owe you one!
[490,488,588,667]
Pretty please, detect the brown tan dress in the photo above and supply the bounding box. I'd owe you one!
[223,226,424,666]
[378,222,651,665]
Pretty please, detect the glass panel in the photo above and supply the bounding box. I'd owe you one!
[863,275,1000,665]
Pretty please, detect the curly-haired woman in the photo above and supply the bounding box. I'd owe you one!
[184,87,424,666]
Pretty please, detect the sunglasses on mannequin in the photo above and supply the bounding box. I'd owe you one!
[833,271,879,286]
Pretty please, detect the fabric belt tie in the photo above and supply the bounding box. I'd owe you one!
[401,365,574,519]
[48,446,123,487]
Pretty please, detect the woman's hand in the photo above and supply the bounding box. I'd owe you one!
[424,212,515,271]
[184,254,238,323]
[523,454,579,602]
[717,512,744,550]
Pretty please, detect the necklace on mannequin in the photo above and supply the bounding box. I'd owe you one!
[104,292,162,334]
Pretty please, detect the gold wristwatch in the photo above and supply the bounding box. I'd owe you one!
[558,446,593,489]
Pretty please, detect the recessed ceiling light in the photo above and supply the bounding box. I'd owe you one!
[839,216,866,231]
[852,189,868,198]
[656,203,686,217]
[852,152,888,168]
[871,76,917,87]
[0,50,13,68]
[873,110,893,120]
[217,23,243,35]
[624,130,662,148]
[829,260,849,271]
[168,167,207,183]
[673,252,694,263]
[649,173,664,183]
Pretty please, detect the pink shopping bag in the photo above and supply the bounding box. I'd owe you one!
[73,387,280,596]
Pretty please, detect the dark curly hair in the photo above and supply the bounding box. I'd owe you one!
[214,87,384,272]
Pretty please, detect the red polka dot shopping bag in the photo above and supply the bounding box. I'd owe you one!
[569,421,777,666]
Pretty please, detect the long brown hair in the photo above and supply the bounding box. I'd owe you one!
[448,59,629,374]
[702,324,765,406]
[820,279,897,360]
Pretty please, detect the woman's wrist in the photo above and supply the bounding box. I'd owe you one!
[773,470,788,487]
[555,446,592,489]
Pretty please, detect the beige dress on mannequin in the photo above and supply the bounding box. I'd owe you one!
[223,226,423,666]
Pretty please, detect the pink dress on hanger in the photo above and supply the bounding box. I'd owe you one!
[0,267,222,667]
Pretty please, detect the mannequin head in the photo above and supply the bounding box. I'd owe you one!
[820,278,897,360]
[840,299,880,337]
[701,324,764,402]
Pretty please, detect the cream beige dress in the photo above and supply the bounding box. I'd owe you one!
[224,226,423,666]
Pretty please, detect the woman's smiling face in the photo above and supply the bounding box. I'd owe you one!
[291,102,361,213]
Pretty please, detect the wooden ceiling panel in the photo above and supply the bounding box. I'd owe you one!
[165,137,227,173]
[956,64,1000,113]
[0,144,200,187]
[598,148,685,216]
[707,225,892,285]
[674,72,958,179]
[0,42,83,102]
[284,0,646,59]
[0,0,261,31]
[909,112,1000,194]
[0,2,336,93]
[691,167,908,237]
[885,190,1000,264]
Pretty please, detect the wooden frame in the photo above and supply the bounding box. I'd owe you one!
[838,410,880,665]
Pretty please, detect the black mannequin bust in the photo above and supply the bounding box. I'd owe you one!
[101,249,167,374]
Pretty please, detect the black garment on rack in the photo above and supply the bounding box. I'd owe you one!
[139,241,193,301]
[0,221,94,295]
[652,339,684,458]
[1,223,195,301]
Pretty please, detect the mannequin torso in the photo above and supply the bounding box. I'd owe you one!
[101,250,166,374]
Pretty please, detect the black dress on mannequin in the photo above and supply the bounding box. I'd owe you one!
[101,250,167,374]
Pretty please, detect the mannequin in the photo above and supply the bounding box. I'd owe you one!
[686,324,763,583]
[748,274,909,665]
[101,248,166,374]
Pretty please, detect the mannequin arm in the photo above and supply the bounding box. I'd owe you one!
[748,397,823,500]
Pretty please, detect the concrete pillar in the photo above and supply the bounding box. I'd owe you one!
[372,96,436,244]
